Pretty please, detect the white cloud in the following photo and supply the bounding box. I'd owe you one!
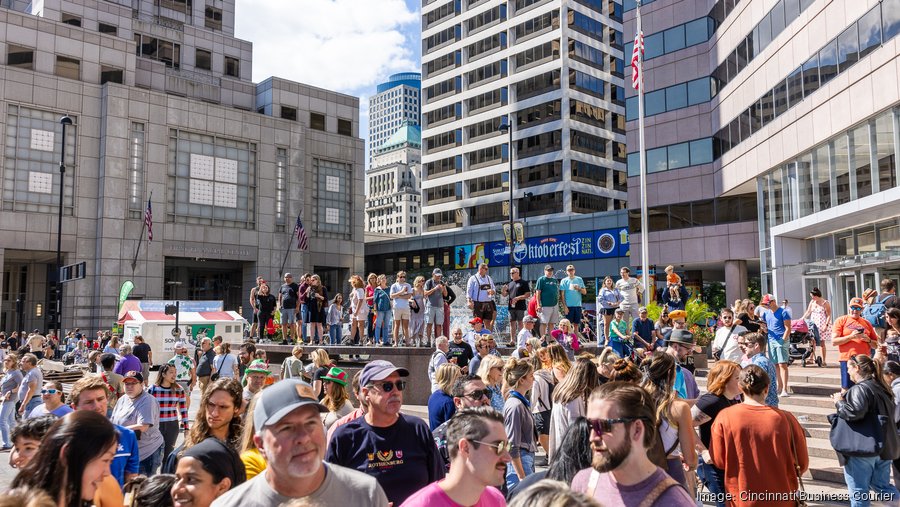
[234,0,419,93]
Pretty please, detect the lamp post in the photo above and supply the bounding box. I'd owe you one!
[56,115,72,338]
[498,114,514,267]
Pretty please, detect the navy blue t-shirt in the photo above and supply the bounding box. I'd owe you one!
[325,413,445,505]
[427,390,456,430]
[632,318,654,344]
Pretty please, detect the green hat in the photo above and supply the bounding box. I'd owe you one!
[246,359,271,375]
[322,367,348,386]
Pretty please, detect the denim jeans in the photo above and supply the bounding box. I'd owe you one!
[698,459,727,507]
[24,396,41,416]
[300,304,308,340]
[505,450,535,490]
[329,324,342,345]
[158,420,180,461]
[375,311,392,345]
[844,455,900,507]
[0,400,16,448]
[139,444,164,476]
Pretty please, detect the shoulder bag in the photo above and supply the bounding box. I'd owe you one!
[828,384,888,457]
[712,326,736,361]
[776,409,809,507]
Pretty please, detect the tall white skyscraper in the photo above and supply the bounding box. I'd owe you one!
[369,72,421,167]
[419,0,629,234]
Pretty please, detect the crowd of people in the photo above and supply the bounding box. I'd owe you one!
[2,274,900,506]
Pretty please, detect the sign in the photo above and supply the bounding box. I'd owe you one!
[132,300,223,312]
[118,281,134,312]
[467,228,630,267]
[60,262,86,283]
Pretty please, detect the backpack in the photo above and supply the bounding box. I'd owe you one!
[863,294,893,328]
[374,288,391,312]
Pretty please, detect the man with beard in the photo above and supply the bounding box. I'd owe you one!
[403,407,508,506]
[571,382,694,506]
[212,379,387,506]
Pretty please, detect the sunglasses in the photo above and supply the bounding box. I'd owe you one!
[588,417,647,435]
[464,389,491,400]
[41,389,59,395]
[369,380,407,392]
[850,306,863,311]
[472,439,514,456]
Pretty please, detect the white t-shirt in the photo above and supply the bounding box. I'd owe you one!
[615,278,642,305]
[516,328,533,350]
[390,283,412,309]
[712,325,747,363]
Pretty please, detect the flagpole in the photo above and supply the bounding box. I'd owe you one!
[131,191,151,273]
[637,0,650,300]
[279,212,298,277]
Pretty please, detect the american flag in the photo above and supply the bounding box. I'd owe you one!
[294,214,309,251]
[144,198,153,241]
[631,30,644,90]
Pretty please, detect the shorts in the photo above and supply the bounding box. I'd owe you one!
[767,339,789,364]
[473,301,496,321]
[425,306,444,325]
[177,380,191,394]
[840,361,857,389]
[352,307,369,322]
[282,309,298,324]
[393,307,411,321]
[601,308,617,316]
[540,305,560,325]
[508,309,525,322]
[252,312,259,324]
[533,409,552,435]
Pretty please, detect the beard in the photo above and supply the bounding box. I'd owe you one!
[591,438,631,473]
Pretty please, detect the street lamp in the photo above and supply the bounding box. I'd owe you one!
[56,115,72,338]
[498,114,514,267]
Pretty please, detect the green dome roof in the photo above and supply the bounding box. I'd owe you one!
[377,121,421,152]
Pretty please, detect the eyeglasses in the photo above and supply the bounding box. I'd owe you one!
[588,417,647,435]
[398,276,406,279]
[40,389,58,395]
[463,389,491,400]
[369,380,407,392]
[737,341,751,347]
[850,306,863,311]
[721,316,733,320]
[472,440,514,456]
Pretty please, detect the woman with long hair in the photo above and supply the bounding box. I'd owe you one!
[802,287,832,366]
[597,276,620,345]
[212,343,238,379]
[321,367,355,432]
[364,273,378,344]
[735,299,761,334]
[309,349,334,400]
[149,363,189,460]
[502,357,536,490]
[527,353,555,457]
[304,275,328,345]
[546,343,571,383]
[712,365,808,506]
[0,352,22,450]
[640,351,697,490]
[409,276,427,347]
[507,417,593,500]
[692,360,742,506]
[102,335,120,355]
[348,275,367,346]
[551,319,580,359]
[548,357,599,459]
[326,293,344,345]
[831,355,900,504]
[427,363,461,430]
[11,410,117,507]
[654,310,673,349]
[238,392,265,481]
[477,354,505,413]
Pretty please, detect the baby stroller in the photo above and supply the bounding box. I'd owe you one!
[787,320,820,367]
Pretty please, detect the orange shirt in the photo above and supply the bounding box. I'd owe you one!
[832,315,877,361]
[94,474,124,507]
[711,404,808,507]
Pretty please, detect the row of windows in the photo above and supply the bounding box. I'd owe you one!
[425,103,461,127]
[7,45,125,84]
[569,39,616,75]
[517,130,563,158]
[627,138,714,176]
[467,32,506,62]
[567,10,606,42]
[712,0,816,88]
[571,130,609,159]
[515,70,561,101]
[424,155,463,179]
[572,160,627,192]
[571,0,623,23]
[424,51,460,79]
[466,60,507,87]
[627,195,758,233]
[424,25,460,55]
[807,220,900,261]
[573,192,626,214]
[625,77,719,121]
[469,173,508,196]
[514,40,560,70]
[569,69,606,99]
[425,129,461,153]
[134,33,181,69]
[624,17,714,62]
[468,144,508,169]
[716,1,900,160]
[517,100,562,129]
[513,10,559,41]
[425,76,461,100]
[467,5,506,34]
[423,0,459,30]
[519,161,562,187]
[467,116,503,141]
[468,88,508,115]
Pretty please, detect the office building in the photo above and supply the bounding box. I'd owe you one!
[366,121,423,235]
[624,0,900,307]
[368,72,421,167]
[0,0,364,333]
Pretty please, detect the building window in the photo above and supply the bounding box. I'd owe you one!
[134,33,181,68]
[2,105,76,214]
[570,130,607,158]
[518,161,562,188]
[310,113,326,131]
[281,106,297,121]
[7,45,34,70]
[314,159,352,238]
[100,66,124,84]
[570,100,606,128]
[195,49,212,71]
[515,70,560,100]
[517,100,562,129]
[275,148,287,230]
[514,9,559,41]
[572,192,609,213]
[56,56,81,80]
[128,123,145,217]
[61,13,81,26]
[338,119,352,136]
[205,6,223,31]
[224,56,239,78]
[521,191,563,216]
[518,130,562,158]
[98,23,117,35]
[167,129,257,228]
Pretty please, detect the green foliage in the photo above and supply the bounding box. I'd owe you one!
[701,282,727,313]
[748,277,762,303]
[645,300,665,322]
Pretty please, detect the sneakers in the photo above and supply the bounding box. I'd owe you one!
[779,390,791,397]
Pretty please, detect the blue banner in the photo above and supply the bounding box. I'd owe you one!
[465,228,629,267]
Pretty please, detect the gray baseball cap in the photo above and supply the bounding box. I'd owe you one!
[360,360,409,387]
[523,315,537,323]
[433,268,443,276]
[254,379,326,432]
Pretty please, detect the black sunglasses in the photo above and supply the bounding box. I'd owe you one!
[369,380,407,392]
[463,388,491,400]
[588,417,648,435]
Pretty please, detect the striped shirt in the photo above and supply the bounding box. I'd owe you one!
[148,384,189,430]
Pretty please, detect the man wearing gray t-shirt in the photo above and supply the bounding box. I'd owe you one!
[212,379,387,507]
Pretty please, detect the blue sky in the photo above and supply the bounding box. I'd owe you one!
[234,0,423,161]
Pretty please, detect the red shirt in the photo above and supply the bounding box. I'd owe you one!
[366,285,375,308]
[527,296,538,318]
[832,315,877,361]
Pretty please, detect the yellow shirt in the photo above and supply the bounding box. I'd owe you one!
[94,474,124,507]
[241,448,267,480]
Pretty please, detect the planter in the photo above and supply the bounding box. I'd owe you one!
[692,352,709,370]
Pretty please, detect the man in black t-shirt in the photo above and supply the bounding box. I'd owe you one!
[131,335,152,386]
[278,273,300,344]
[505,267,532,347]
[447,327,474,371]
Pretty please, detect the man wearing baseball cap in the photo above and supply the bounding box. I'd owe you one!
[326,360,444,505]
[424,268,449,346]
[535,265,562,331]
[832,297,879,393]
[761,294,792,397]
[212,379,387,506]
[110,371,165,475]
[463,316,490,351]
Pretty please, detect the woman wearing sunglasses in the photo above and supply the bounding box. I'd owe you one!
[832,297,879,394]
[502,357,536,490]
[26,380,73,419]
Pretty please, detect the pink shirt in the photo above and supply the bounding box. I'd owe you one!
[400,482,506,507]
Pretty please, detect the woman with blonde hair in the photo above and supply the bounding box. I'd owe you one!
[427,363,461,430]
[280,345,304,380]
[503,357,536,489]
[597,276,620,346]
[526,353,555,457]
[238,393,265,480]
[692,360,742,505]
[348,275,367,346]
[546,343,571,383]
[321,367,354,432]
[548,357,599,459]
[551,319,580,359]
[409,276,426,347]
[309,349,334,400]
[477,354,506,413]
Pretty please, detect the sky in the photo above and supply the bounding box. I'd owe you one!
[234,0,423,164]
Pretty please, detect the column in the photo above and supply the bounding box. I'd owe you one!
[725,260,748,305]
